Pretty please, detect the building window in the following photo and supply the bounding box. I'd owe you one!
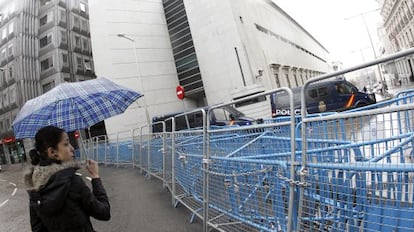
[8,66,12,79]
[1,49,6,62]
[80,2,86,13]
[82,37,88,51]
[40,15,47,26]
[9,86,15,104]
[0,121,3,131]
[84,59,91,71]
[60,30,67,44]
[42,81,54,93]
[75,35,81,48]
[76,56,83,69]
[40,34,52,48]
[60,9,67,23]
[40,57,53,71]
[80,19,87,31]
[2,29,6,40]
[8,22,13,35]
[5,119,9,129]
[73,16,80,28]
[62,53,68,64]
[7,43,13,57]
[41,0,52,6]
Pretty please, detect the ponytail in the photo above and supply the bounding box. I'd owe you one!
[29,149,41,165]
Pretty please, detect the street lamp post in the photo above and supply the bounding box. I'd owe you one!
[345,8,385,83]
[117,33,151,125]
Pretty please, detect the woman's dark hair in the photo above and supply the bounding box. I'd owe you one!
[29,126,65,165]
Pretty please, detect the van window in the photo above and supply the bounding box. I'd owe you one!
[336,83,352,95]
[212,108,229,121]
[308,89,317,98]
[318,87,328,97]
[274,88,301,106]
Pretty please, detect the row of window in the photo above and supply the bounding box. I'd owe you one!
[0,2,16,24]
[0,64,14,85]
[0,118,11,132]
[41,0,88,14]
[271,65,324,88]
[40,53,93,72]
[255,23,327,63]
[0,42,14,64]
[0,85,17,110]
[384,1,413,35]
[0,22,15,41]
[40,8,89,33]
[39,29,91,53]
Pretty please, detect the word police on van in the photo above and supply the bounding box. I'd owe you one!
[270,80,376,117]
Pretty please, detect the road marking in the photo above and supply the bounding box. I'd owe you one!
[0,181,18,208]
[11,188,17,196]
[0,199,9,208]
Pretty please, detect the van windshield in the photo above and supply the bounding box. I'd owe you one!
[273,87,302,107]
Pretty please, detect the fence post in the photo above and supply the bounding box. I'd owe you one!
[104,135,107,167]
[285,88,296,232]
[171,117,176,206]
[147,125,151,179]
[140,126,144,174]
[162,122,166,187]
[202,109,208,232]
[131,129,134,168]
[116,132,120,168]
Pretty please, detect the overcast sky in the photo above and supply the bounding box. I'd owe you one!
[273,0,382,67]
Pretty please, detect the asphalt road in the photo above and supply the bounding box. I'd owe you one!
[0,164,202,232]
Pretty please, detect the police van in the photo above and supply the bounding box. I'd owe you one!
[152,105,257,132]
[270,79,376,117]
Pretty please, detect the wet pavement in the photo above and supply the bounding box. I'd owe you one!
[0,163,202,232]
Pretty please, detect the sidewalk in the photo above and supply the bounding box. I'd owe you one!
[0,164,202,232]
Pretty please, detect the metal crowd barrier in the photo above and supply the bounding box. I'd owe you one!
[84,47,414,232]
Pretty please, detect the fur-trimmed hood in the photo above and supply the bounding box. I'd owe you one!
[25,160,81,216]
[24,160,80,191]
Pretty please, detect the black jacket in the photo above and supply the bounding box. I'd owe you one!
[24,161,110,232]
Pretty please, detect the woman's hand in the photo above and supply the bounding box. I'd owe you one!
[86,159,100,179]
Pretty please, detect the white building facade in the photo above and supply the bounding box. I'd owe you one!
[88,0,329,137]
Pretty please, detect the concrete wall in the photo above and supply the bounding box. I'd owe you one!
[183,0,329,118]
[88,0,186,139]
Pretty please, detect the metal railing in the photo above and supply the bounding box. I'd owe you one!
[83,47,414,231]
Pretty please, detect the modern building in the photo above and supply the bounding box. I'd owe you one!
[378,0,414,85]
[0,0,96,165]
[88,0,329,138]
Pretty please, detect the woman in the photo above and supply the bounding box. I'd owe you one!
[24,126,110,232]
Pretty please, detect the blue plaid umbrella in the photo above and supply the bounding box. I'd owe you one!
[12,78,142,139]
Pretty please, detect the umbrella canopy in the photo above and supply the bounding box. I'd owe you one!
[13,78,142,139]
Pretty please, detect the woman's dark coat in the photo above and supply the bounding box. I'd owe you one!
[24,161,110,232]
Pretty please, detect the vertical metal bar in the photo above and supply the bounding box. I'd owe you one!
[171,117,176,206]
[116,132,120,168]
[162,121,166,187]
[140,126,144,173]
[286,87,296,232]
[147,125,151,179]
[131,129,134,167]
[202,108,209,232]
[104,135,107,167]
